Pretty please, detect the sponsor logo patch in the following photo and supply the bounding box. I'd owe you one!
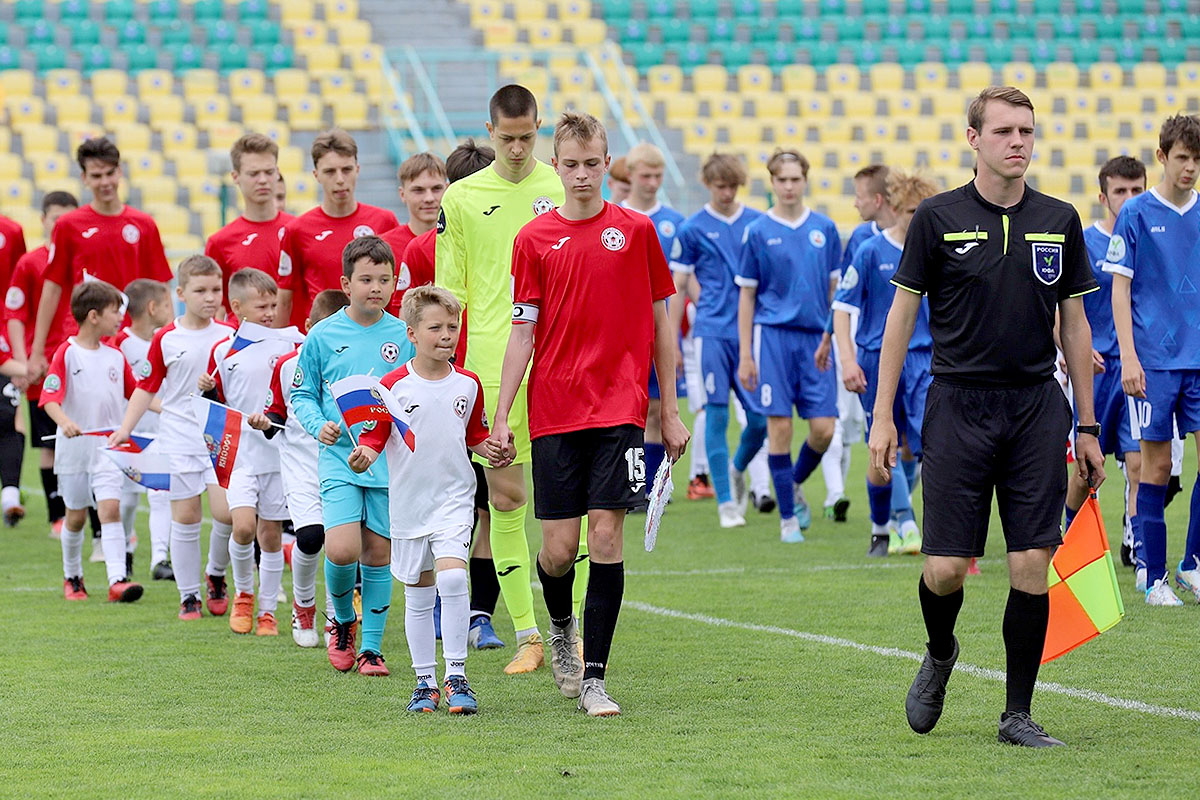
[1032,242,1063,285]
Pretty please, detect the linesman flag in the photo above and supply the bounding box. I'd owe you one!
[190,395,244,489]
[1042,494,1125,663]
[329,374,416,451]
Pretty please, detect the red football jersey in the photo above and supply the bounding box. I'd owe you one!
[381,223,417,317]
[44,205,170,290]
[277,203,399,327]
[4,246,77,398]
[512,202,674,438]
[397,229,464,360]
[204,211,295,311]
[0,214,27,294]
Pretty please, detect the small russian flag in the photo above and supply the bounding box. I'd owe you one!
[82,429,154,453]
[224,321,305,360]
[190,396,243,489]
[104,447,171,491]
[329,374,416,452]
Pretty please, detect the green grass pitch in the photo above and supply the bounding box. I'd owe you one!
[2,420,1198,799]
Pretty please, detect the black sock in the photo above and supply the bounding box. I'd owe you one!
[469,556,500,617]
[87,506,101,537]
[536,557,575,629]
[583,561,625,681]
[918,576,963,661]
[0,428,23,487]
[40,467,64,522]
[1002,587,1049,716]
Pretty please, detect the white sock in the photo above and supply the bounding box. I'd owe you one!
[101,521,127,585]
[291,548,319,608]
[205,520,233,577]
[747,440,771,496]
[258,549,284,615]
[1,485,19,511]
[229,539,256,596]
[62,524,84,578]
[437,569,469,678]
[822,435,845,507]
[690,409,708,478]
[170,520,203,601]
[840,437,852,486]
[515,626,538,641]
[148,490,170,564]
[404,584,438,684]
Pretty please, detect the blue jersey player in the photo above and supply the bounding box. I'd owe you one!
[833,170,939,558]
[1107,114,1200,606]
[622,142,685,502]
[669,153,766,529]
[736,150,841,543]
[291,236,415,669]
[1064,156,1145,572]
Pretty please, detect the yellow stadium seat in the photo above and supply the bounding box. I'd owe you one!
[90,69,129,100]
[163,232,204,254]
[31,153,71,184]
[557,65,593,93]
[825,64,860,92]
[138,176,179,207]
[290,174,318,205]
[182,70,220,103]
[1040,116,1075,142]
[238,96,280,126]
[702,92,742,120]
[193,96,231,129]
[277,145,304,174]
[497,49,533,74]
[693,65,728,94]
[319,70,355,96]
[868,63,904,92]
[557,94,605,118]
[507,68,549,99]
[52,97,93,127]
[329,94,369,128]
[923,91,966,118]
[682,120,716,152]
[346,43,383,74]
[1000,62,1035,88]
[861,118,899,142]
[747,92,787,119]
[44,69,82,102]
[770,119,804,144]
[205,124,244,153]
[881,93,920,117]
[1061,141,1098,169]
[160,123,199,156]
[332,19,371,47]
[468,0,502,25]
[288,21,329,48]
[127,151,165,180]
[18,124,61,155]
[278,0,315,24]
[136,70,174,99]
[797,94,831,119]
[1044,62,1079,90]
[355,68,383,104]
[726,119,764,149]
[525,21,562,47]
[913,62,948,91]
[660,92,699,124]
[62,122,105,147]
[1108,90,1142,116]
[285,95,325,130]
[567,19,606,45]
[274,69,312,100]
[182,175,224,204]
[483,20,518,48]
[1175,63,1200,90]
[145,95,185,129]
[956,63,993,89]
[98,96,139,128]
[0,70,35,99]
[260,123,292,148]
[736,64,772,94]
[556,0,592,19]
[512,0,546,23]
[6,207,42,243]
[302,47,343,72]
[6,96,45,128]
[0,180,34,208]
[146,204,191,237]
[1088,63,1124,89]
[229,69,266,103]
[647,64,683,96]
[0,152,21,181]
[322,0,359,22]
[781,63,816,94]
[816,117,852,144]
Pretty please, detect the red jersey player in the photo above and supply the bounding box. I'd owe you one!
[204,133,295,322]
[28,138,171,382]
[0,211,27,298]
[488,113,688,718]
[276,129,399,328]
[382,152,446,317]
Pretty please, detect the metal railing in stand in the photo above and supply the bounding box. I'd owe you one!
[402,45,458,146]
[380,48,430,164]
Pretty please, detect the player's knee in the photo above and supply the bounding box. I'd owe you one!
[435,567,468,597]
[539,542,578,574]
[923,558,968,593]
[808,418,836,450]
[295,524,325,555]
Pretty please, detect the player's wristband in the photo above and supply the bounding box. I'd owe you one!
[1076,423,1101,438]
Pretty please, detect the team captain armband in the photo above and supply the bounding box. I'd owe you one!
[512,303,539,324]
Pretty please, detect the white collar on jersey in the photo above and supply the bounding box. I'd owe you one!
[881,228,904,251]
[703,203,745,225]
[1148,186,1199,216]
[766,207,811,230]
[621,200,661,217]
[1091,220,1112,236]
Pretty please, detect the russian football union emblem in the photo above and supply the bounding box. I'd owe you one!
[453,395,468,418]
[1032,243,1063,286]
[353,225,376,238]
[532,196,555,216]
[122,224,141,244]
[601,227,626,251]
[380,342,399,363]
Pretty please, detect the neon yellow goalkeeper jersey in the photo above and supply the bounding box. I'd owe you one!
[435,161,564,385]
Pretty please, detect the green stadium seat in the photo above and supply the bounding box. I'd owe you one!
[33,45,67,71]
[732,0,760,15]
[167,44,205,71]
[246,19,280,46]
[1181,15,1200,39]
[907,0,930,12]
[646,0,673,18]
[946,0,972,13]
[657,19,691,44]
[123,44,159,73]
[104,0,137,23]
[861,0,888,14]
[764,43,793,70]
[117,21,147,46]
[833,17,864,42]
[238,0,270,20]
[259,44,294,72]
[751,19,780,44]
[218,43,249,71]
[204,21,238,46]
[779,17,820,41]
[23,21,56,47]
[689,0,720,19]
[602,0,635,22]
[704,18,735,42]
[161,21,193,46]
[723,42,753,69]
[81,44,112,74]
[14,0,45,22]
[853,41,881,67]
[195,0,227,20]
[0,47,19,71]
[67,19,102,47]
[148,0,180,23]
[1153,39,1188,67]
[895,40,927,67]
[819,0,844,14]
[675,43,707,70]
[61,0,89,17]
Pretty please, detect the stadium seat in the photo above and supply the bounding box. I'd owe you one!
[1132,62,1167,89]
[45,70,83,103]
[146,204,192,237]
[99,96,139,127]
[332,20,372,47]
[5,97,45,128]
[682,121,715,151]
[160,123,199,156]
[0,179,34,208]
[277,145,304,173]
[18,124,62,155]
[237,96,279,126]
[318,70,355,96]
[955,62,993,89]
[193,96,231,129]
[323,0,360,22]
[736,65,773,94]
[194,0,226,19]
[278,0,316,24]
[647,64,684,96]
[526,21,563,47]
[260,123,292,148]
[0,152,22,181]
[126,151,166,181]
[1088,62,1124,88]
[747,92,787,119]
[31,153,71,185]
[660,92,699,125]
[229,69,266,103]
[204,124,244,154]
[868,63,905,92]
[692,64,729,93]
[825,64,860,91]
[284,95,324,130]
[1,70,36,99]
[261,45,296,73]
[182,70,220,103]
[145,95,185,129]
[138,176,179,207]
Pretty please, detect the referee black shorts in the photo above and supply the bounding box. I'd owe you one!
[28,396,56,449]
[531,424,645,520]
[920,378,1070,559]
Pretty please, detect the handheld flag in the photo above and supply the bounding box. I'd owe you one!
[644,458,673,552]
[329,375,416,452]
[1042,494,1125,663]
[190,395,244,489]
[43,429,154,452]
[104,447,171,491]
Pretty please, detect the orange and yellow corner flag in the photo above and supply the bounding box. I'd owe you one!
[1042,494,1125,663]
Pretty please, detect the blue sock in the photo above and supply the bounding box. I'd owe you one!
[706,404,732,503]
[791,441,824,485]
[358,564,393,655]
[901,458,918,492]
[1137,482,1168,587]
[1064,503,1078,532]
[890,457,915,525]
[1182,476,1200,571]
[732,410,767,472]
[867,479,892,526]
[325,558,358,624]
[1131,514,1145,571]
[644,442,665,498]
[769,453,795,520]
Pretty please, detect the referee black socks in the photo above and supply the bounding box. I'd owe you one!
[583,561,624,682]
[918,576,963,662]
[536,557,575,630]
[1003,587,1049,716]
[40,467,64,523]
[469,557,500,618]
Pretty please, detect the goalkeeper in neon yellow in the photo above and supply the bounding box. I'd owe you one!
[436,85,585,676]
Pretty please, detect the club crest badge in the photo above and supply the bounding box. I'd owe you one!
[601,227,626,251]
[1032,243,1063,285]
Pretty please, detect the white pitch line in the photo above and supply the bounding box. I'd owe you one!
[626,600,1200,723]
[627,561,931,577]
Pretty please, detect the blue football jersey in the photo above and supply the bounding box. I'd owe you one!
[1103,188,1200,370]
[1082,221,1118,356]
[670,204,762,339]
[736,208,842,331]
[624,201,686,259]
[841,220,880,272]
[833,230,932,351]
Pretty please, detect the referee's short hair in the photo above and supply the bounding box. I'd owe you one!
[1158,114,1200,156]
[967,86,1034,132]
[341,235,394,278]
[553,111,608,157]
[1098,156,1147,194]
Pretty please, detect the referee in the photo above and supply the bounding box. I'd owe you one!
[869,86,1107,748]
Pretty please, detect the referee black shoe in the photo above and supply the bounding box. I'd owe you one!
[867,535,889,558]
[998,712,1066,748]
[905,637,958,734]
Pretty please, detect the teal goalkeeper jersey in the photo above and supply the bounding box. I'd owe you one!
[290,308,415,487]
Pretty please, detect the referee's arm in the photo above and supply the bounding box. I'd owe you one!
[867,288,922,481]
[1060,296,1106,488]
